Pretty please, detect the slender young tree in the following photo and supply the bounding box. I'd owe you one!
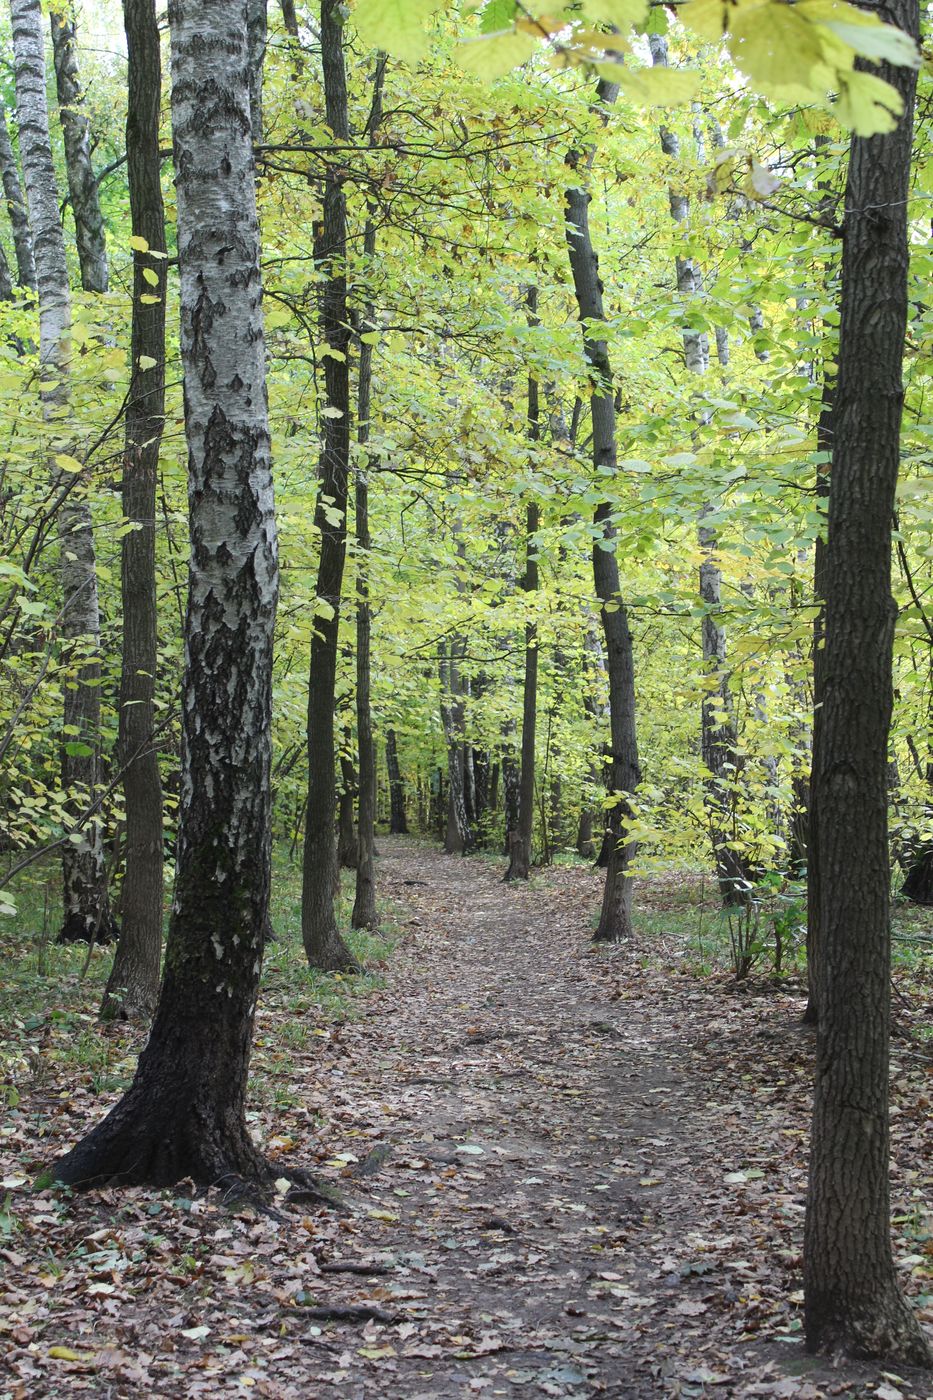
[49,1,108,293]
[386,728,408,833]
[803,2,931,1364]
[350,53,385,931]
[101,0,167,1021]
[54,0,280,1190]
[10,0,115,946]
[0,105,36,290]
[564,79,640,941]
[301,0,359,973]
[505,290,540,882]
[440,634,471,854]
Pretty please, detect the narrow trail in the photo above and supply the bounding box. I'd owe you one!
[296,839,932,1399]
[3,837,930,1399]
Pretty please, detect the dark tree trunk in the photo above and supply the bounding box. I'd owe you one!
[440,639,470,855]
[53,0,281,1192]
[803,5,931,1364]
[386,727,408,834]
[564,82,640,940]
[49,2,108,292]
[101,0,167,1022]
[502,745,519,857]
[0,105,36,290]
[300,0,358,973]
[280,0,298,35]
[352,78,383,929]
[505,292,540,882]
[337,753,358,871]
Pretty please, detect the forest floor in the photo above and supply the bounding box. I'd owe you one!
[0,836,932,1399]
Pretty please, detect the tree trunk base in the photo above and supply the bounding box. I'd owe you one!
[305,927,361,974]
[58,911,119,946]
[901,847,933,906]
[805,1288,932,1368]
[50,1080,273,1194]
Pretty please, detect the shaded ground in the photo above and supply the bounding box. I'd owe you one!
[1,836,931,1398]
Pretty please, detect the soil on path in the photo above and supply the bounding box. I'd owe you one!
[1,836,931,1399]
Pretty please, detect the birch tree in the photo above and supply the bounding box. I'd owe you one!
[49,1,108,293]
[54,0,282,1191]
[10,0,114,946]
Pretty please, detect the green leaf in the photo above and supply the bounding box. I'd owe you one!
[480,0,517,33]
[353,0,444,65]
[834,68,905,135]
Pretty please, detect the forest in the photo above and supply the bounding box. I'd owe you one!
[0,0,931,1394]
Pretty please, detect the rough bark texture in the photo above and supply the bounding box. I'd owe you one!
[0,104,36,290]
[280,0,298,36]
[0,236,13,300]
[564,82,640,942]
[101,0,167,1021]
[803,6,931,1364]
[247,0,266,144]
[301,0,358,973]
[11,0,115,947]
[337,750,358,870]
[53,0,279,1192]
[386,728,408,834]
[49,2,108,293]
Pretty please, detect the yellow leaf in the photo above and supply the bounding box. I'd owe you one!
[137,354,158,370]
[353,0,443,66]
[142,266,159,286]
[128,234,149,252]
[358,1345,397,1358]
[48,1347,94,1362]
[834,68,904,135]
[54,454,84,474]
[139,294,161,304]
[596,62,701,105]
[455,30,538,79]
[580,0,648,27]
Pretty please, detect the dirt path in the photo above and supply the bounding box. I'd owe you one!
[2,837,931,1398]
[295,840,932,1400]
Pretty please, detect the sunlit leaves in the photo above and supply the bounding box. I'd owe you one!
[352,0,444,65]
[680,0,918,135]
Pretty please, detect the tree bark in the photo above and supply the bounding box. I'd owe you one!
[337,750,358,870]
[101,0,167,1021]
[386,727,408,834]
[11,0,115,947]
[803,3,931,1364]
[505,290,540,882]
[280,0,298,36]
[53,0,280,1193]
[0,104,36,290]
[564,80,640,941]
[247,0,267,145]
[301,0,358,973]
[440,638,471,855]
[49,2,108,293]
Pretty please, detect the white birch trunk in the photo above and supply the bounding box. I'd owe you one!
[10,0,113,943]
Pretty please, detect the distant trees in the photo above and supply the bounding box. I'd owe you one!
[10,0,115,947]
